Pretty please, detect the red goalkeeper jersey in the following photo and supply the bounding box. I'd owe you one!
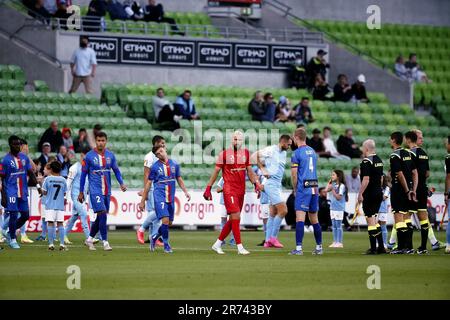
[216,147,250,195]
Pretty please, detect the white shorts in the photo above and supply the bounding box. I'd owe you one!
[377,212,388,222]
[260,203,270,219]
[330,210,344,220]
[219,205,228,218]
[45,209,65,222]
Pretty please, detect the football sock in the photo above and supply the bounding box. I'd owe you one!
[65,214,77,235]
[368,226,377,251]
[79,214,90,238]
[20,224,26,236]
[98,213,108,241]
[419,220,429,249]
[312,223,322,245]
[375,224,384,249]
[47,226,55,245]
[389,226,397,244]
[15,211,29,231]
[336,220,343,243]
[380,224,388,247]
[140,212,153,232]
[58,225,65,244]
[265,216,274,242]
[271,216,283,238]
[295,221,304,246]
[160,224,169,245]
[89,217,100,238]
[218,220,232,241]
[149,212,161,239]
[8,212,18,240]
[405,219,413,250]
[331,219,337,243]
[231,219,241,245]
[396,222,408,250]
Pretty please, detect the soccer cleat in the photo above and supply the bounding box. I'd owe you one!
[48,244,55,251]
[256,239,266,247]
[335,243,344,248]
[59,245,68,251]
[136,230,145,244]
[329,242,337,248]
[211,242,225,254]
[156,239,164,247]
[269,237,284,248]
[312,248,323,255]
[389,249,404,254]
[9,240,20,249]
[365,248,377,255]
[387,242,396,250]
[20,235,34,244]
[289,249,303,256]
[84,239,96,251]
[103,243,113,251]
[2,229,11,244]
[445,246,450,254]
[238,247,250,255]
[416,247,428,255]
[404,248,415,255]
[35,235,46,241]
[64,236,72,245]
[431,241,445,251]
[163,244,173,253]
[93,238,100,244]
[263,241,272,248]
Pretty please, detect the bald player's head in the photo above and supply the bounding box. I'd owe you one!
[362,139,376,156]
[232,130,244,150]
[293,128,307,146]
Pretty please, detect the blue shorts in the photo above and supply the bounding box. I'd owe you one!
[89,194,110,213]
[155,201,174,222]
[295,190,318,212]
[263,181,282,205]
[5,196,29,213]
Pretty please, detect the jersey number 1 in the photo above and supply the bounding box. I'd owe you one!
[309,157,314,172]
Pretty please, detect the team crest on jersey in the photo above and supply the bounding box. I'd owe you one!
[229,155,234,163]
[93,157,99,164]
[21,159,26,166]
[171,166,176,173]
[106,157,111,165]
[10,160,15,168]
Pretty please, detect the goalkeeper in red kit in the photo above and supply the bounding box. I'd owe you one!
[203,131,262,255]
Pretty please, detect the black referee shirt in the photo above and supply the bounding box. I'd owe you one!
[360,154,384,197]
[390,147,416,191]
[409,147,429,188]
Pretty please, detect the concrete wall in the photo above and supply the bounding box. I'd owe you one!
[279,0,450,26]
[327,41,410,105]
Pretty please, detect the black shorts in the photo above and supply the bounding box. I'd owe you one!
[363,192,383,217]
[409,187,428,212]
[391,187,409,214]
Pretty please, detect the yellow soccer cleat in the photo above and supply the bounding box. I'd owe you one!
[20,235,34,244]
[64,236,73,245]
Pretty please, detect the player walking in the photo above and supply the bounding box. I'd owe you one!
[138,145,190,253]
[357,139,386,254]
[253,135,292,248]
[388,132,418,254]
[216,177,235,246]
[204,131,262,255]
[79,132,127,251]
[289,128,323,256]
[0,135,38,249]
[64,148,90,244]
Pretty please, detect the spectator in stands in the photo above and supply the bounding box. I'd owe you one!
[248,91,268,121]
[287,53,307,89]
[323,126,350,160]
[85,0,107,32]
[107,0,128,20]
[394,55,410,81]
[144,0,184,35]
[318,187,331,231]
[43,0,56,14]
[73,128,91,153]
[153,88,181,130]
[260,93,276,122]
[346,167,361,194]
[405,53,431,83]
[351,74,370,103]
[306,49,330,89]
[311,73,332,101]
[56,145,71,178]
[124,0,144,20]
[337,128,362,159]
[275,96,295,122]
[87,124,103,149]
[308,128,331,158]
[29,0,52,24]
[62,127,75,159]
[293,97,315,125]
[174,90,200,120]
[38,142,51,175]
[69,36,97,95]
[333,74,353,102]
[53,0,71,30]
[38,121,63,152]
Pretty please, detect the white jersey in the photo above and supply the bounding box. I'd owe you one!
[144,151,157,211]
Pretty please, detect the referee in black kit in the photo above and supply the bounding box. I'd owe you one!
[357,139,386,254]
[389,132,418,254]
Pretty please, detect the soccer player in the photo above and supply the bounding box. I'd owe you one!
[41,161,68,251]
[204,130,262,255]
[79,132,127,251]
[289,128,323,256]
[136,135,165,246]
[253,135,292,248]
[216,177,235,246]
[138,145,191,253]
[445,136,450,254]
[388,132,418,254]
[378,175,391,248]
[357,139,386,254]
[35,160,55,242]
[64,148,90,244]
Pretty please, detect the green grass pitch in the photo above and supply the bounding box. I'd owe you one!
[1,230,449,299]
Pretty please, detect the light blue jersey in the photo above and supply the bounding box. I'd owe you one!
[67,162,88,200]
[329,182,346,212]
[378,186,390,213]
[42,176,67,211]
[217,177,225,205]
[259,145,287,184]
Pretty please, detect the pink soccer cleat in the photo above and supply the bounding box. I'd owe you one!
[269,237,284,248]
[263,241,272,248]
[136,230,145,244]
